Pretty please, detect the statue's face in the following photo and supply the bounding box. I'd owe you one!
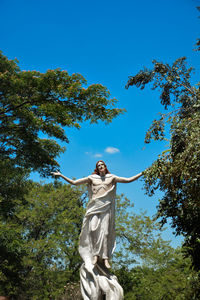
[97,161,106,174]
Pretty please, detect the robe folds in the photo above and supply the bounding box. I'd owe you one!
[79,174,116,265]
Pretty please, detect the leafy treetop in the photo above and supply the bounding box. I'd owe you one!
[0,51,124,176]
[126,56,200,270]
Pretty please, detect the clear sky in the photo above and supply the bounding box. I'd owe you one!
[1,0,199,247]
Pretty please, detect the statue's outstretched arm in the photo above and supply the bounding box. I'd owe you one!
[114,172,143,183]
[51,171,89,185]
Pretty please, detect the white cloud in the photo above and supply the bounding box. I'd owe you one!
[85,152,103,158]
[93,153,103,158]
[105,147,120,154]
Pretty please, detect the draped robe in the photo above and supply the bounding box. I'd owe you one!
[79,174,116,265]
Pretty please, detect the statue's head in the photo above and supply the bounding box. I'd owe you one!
[93,160,110,175]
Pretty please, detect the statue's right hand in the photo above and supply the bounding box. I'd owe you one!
[51,171,61,177]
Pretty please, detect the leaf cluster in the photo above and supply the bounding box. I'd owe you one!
[0,181,87,298]
[114,195,200,299]
[126,54,200,270]
[118,253,200,300]
[0,51,124,176]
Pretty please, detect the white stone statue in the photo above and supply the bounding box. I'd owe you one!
[52,160,142,300]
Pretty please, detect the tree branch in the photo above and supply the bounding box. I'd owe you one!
[0,101,32,118]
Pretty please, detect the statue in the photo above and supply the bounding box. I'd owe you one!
[52,160,143,300]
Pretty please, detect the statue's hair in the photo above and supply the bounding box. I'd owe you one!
[92,160,110,175]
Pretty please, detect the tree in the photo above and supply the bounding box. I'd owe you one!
[0,51,124,217]
[113,194,200,299]
[0,181,87,299]
[126,55,200,270]
[121,252,200,300]
[0,51,124,177]
[114,193,166,267]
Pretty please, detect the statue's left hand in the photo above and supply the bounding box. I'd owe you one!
[51,171,61,177]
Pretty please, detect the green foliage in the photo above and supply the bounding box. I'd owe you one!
[113,195,200,299]
[0,51,124,176]
[126,55,200,271]
[114,194,165,266]
[120,256,200,300]
[1,182,199,299]
[0,181,86,299]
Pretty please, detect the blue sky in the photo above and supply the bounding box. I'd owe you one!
[1,0,199,247]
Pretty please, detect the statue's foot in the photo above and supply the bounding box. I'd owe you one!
[92,255,98,265]
[104,259,111,269]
